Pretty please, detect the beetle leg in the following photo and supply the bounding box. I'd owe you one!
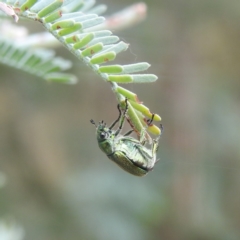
[114,98,128,136]
[159,123,164,136]
[146,114,155,126]
[109,104,122,129]
[148,125,162,167]
[140,114,155,144]
[124,129,134,136]
[152,137,160,155]
[151,123,163,155]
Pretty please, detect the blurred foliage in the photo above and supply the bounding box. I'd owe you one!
[1,0,240,240]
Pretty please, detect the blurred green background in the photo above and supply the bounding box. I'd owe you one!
[1,0,240,239]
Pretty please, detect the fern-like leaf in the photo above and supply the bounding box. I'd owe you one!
[0,37,77,84]
[0,0,162,139]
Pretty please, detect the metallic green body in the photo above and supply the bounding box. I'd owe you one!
[99,135,157,176]
[91,99,161,176]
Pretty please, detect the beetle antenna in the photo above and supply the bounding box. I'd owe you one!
[90,119,97,127]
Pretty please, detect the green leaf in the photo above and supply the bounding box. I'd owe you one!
[37,0,63,18]
[20,0,38,12]
[108,75,133,83]
[0,38,77,83]
[81,17,105,29]
[81,43,103,57]
[120,62,150,74]
[51,19,75,30]
[128,100,161,121]
[99,65,123,74]
[108,74,157,83]
[58,23,82,36]
[43,10,62,23]
[90,51,116,64]
[46,73,77,84]
[115,86,141,102]
[72,33,94,49]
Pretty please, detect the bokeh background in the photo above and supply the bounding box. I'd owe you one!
[1,0,240,239]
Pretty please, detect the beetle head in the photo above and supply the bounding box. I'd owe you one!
[90,119,114,142]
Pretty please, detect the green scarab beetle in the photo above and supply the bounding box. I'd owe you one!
[90,99,162,176]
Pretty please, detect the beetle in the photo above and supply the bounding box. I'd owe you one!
[90,99,162,176]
